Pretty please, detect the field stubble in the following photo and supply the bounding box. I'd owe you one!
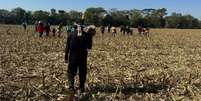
[1,25,201,100]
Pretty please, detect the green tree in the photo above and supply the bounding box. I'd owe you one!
[166,12,182,28]
[156,8,167,27]
[32,10,50,22]
[84,7,106,26]
[68,10,82,24]
[130,9,143,27]
[0,7,200,29]
[0,9,10,24]
[10,7,26,24]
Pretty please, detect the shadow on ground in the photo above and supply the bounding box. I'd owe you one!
[88,82,169,94]
[72,82,170,101]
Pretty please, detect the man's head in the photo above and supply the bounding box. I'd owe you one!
[75,25,84,36]
[74,24,84,31]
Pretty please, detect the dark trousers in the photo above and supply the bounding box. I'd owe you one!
[101,30,104,34]
[46,32,49,36]
[39,32,43,37]
[67,57,87,89]
[52,32,56,37]
[23,26,27,31]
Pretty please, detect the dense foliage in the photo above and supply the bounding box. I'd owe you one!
[0,7,200,28]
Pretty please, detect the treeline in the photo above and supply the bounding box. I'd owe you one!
[0,7,201,29]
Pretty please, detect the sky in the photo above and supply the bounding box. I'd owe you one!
[0,0,200,19]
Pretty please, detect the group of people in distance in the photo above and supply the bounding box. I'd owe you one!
[100,25,120,36]
[34,21,64,37]
[100,25,150,36]
[24,20,150,38]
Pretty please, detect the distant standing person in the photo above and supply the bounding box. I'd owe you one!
[57,23,63,37]
[34,21,38,32]
[52,28,56,37]
[111,26,117,36]
[22,22,27,31]
[44,23,50,37]
[100,26,105,34]
[108,25,111,33]
[65,25,93,93]
[138,25,143,35]
[37,21,44,37]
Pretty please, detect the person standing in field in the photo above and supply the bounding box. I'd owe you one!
[65,24,93,93]
[52,27,56,37]
[138,25,143,35]
[44,23,50,37]
[100,26,105,34]
[37,21,44,37]
[22,22,27,31]
[111,26,117,36]
[107,25,111,33]
[57,23,63,37]
[34,21,38,32]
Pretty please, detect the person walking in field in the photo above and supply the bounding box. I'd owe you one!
[65,24,93,93]
[37,21,44,37]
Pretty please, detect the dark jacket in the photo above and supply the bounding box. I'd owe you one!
[65,30,92,62]
[45,24,50,32]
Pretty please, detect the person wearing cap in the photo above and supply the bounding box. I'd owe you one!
[65,24,93,93]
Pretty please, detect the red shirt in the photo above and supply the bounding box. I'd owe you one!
[37,23,44,33]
